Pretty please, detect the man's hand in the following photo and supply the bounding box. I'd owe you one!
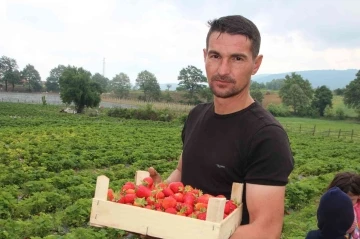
[148,167,162,184]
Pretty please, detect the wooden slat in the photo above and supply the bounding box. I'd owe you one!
[206,197,226,223]
[135,170,150,186]
[230,183,243,204]
[89,199,223,239]
[94,175,109,201]
[219,204,243,238]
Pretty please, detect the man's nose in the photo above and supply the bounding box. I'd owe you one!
[217,59,231,76]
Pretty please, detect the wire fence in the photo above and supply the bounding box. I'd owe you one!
[283,124,359,141]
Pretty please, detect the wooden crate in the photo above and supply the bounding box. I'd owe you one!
[89,171,243,239]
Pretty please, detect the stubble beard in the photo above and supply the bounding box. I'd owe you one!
[209,74,248,99]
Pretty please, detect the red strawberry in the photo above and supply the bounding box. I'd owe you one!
[197,212,207,220]
[136,185,152,198]
[197,194,212,204]
[146,196,156,206]
[194,203,207,212]
[224,200,238,214]
[155,191,165,200]
[165,207,177,214]
[183,192,196,205]
[169,182,184,193]
[107,189,115,201]
[133,198,147,207]
[216,195,226,198]
[117,196,126,204]
[162,197,177,209]
[172,193,184,202]
[142,177,154,188]
[179,203,194,216]
[125,188,135,194]
[122,182,135,191]
[123,193,136,204]
[162,187,174,197]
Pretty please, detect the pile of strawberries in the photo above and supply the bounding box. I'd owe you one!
[107,177,238,220]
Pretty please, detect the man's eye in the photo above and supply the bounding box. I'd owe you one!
[210,55,219,58]
[235,56,243,61]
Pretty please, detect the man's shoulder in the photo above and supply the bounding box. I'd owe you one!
[187,103,213,117]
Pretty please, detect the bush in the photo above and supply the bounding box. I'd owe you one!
[324,105,334,118]
[267,103,291,117]
[335,107,346,120]
[107,104,175,122]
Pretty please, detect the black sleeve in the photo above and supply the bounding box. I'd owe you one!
[244,124,294,186]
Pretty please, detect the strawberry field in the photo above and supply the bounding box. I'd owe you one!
[1,102,359,239]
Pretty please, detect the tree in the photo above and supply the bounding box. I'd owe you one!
[279,72,314,114]
[343,70,360,118]
[333,88,345,96]
[265,78,285,90]
[176,65,207,104]
[166,84,172,91]
[3,69,21,91]
[311,85,333,116]
[250,88,264,103]
[59,66,102,113]
[135,70,161,101]
[21,64,42,92]
[45,65,66,92]
[110,73,131,99]
[92,73,110,93]
[0,56,19,91]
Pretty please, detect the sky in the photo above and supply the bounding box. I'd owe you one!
[1,0,359,86]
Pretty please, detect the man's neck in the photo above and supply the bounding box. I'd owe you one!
[213,92,255,115]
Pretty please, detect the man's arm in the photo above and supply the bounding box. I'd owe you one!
[229,183,285,239]
[165,153,182,183]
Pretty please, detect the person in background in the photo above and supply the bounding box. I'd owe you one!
[305,186,355,239]
[327,172,360,239]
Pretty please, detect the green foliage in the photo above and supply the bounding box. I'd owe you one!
[92,73,110,94]
[176,65,207,104]
[0,55,19,92]
[1,102,360,238]
[110,72,131,99]
[21,64,42,92]
[135,70,161,101]
[107,104,175,122]
[59,66,102,113]
[279,72,314,115]
[267,103,291,117]
[45,65,66,92]
[265,78,285,90]
[250,88,264,103]
[343,70,360,118]
[311,85,333,116]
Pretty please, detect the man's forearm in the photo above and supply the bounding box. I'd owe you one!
[229,223,281,239]
[165,169,181,183]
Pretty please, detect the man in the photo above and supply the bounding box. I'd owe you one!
[148,15,294,239]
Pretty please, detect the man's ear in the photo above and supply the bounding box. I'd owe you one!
[252,54,263,75]
[203,48,207,62]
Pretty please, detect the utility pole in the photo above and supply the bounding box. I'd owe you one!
[103,58,105,77]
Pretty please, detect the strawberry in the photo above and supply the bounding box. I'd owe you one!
[172,192,184,202]
[216,194,226,198]
[162,197,177,209]
[197,212,207,220]
[122,182,135,191]
[165,207,177,214]
[194,202,207,212]
[183,192,196,205]
[133,197,147,207]
[169,182,184,193]
[155,191,165,200]
[162,187,174,197]
[107,189,115,201]
[197,194,213,204]
[179,203,193,216]
[142,177,154,188]
[123,193,136,204]
[224,200,238,214]
[155,182,168,190]
[146,196,156,206]
[136,185,152,198]
[117,196,126,204]
[124,188,135,194]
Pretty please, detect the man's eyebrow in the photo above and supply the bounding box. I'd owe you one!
[207,50,248,59]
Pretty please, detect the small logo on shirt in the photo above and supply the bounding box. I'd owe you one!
[216,164,226,169]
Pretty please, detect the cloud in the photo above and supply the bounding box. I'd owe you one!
[0,0,359,86]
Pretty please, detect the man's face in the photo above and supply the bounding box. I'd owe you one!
[203,32,262,99]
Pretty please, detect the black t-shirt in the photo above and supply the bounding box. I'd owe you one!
[181,101,294,225]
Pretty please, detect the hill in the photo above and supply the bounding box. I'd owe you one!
[251,69,358,90]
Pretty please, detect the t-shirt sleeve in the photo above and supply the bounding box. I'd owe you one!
[244,124,294,186]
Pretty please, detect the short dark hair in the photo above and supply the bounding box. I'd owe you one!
[327,172,360,195]
[206,15,261,58]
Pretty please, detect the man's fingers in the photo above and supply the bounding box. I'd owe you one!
[148,167,158,176]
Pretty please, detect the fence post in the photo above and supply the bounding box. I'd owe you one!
[328,129,330,137]
[312,125,316,136]
[338,129,341,138]
[299,125,302,133]
[351,130,354,140]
